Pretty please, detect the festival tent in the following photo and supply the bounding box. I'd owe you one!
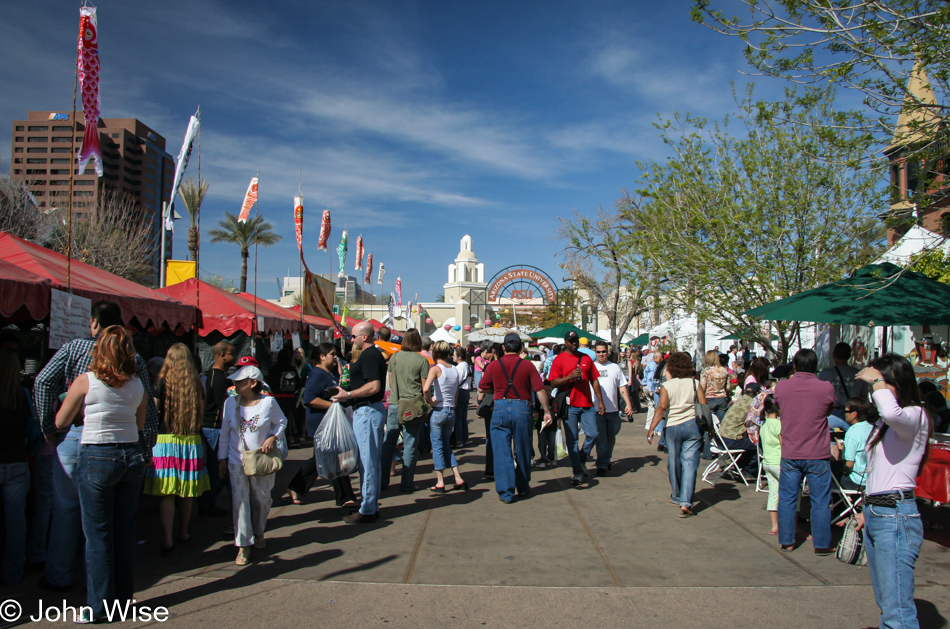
[874,224,950,266]
[427,327,458,344]
[528,322,605,343]
[158,279,298,336]
[284,305,333,330]
[236,293,311,334]
[0,231,193,331]
[628,333,650,346]
[744,262,950,326]
[0,259,52,322]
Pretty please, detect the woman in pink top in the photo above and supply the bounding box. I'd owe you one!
[854,354,931,629]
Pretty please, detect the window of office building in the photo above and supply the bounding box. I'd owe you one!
[26,148,47,153]
[25,169,47,175]
[26,158,47,164]
[27,126,48,131]
[50,148,70,153]
[50,158,70,164]
[50,137,72,143]
[49,169,70,175]
[15,126,23,131]
[52,126,72,132]
[27,137,47,142]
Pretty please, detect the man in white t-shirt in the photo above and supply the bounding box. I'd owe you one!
[593,341,634,475]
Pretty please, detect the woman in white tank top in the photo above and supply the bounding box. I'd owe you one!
[55,326,147,623]
[423,341,466,493]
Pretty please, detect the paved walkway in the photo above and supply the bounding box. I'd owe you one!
[3,409,949,628]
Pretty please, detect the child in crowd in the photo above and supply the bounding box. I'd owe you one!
[759,395,782,536]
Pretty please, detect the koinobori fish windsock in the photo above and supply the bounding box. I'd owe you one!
[396,277,402,307]
[365,253,373,284]
[377,262,385,286]
[294,196,304,256]
[318,209,330,252]
[337,230,348,279]
[77,7,102,177]
[355,235,364,271]
[237,178,258,223]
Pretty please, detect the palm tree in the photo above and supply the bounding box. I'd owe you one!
[207,212,282,293]
[178,178,209,263]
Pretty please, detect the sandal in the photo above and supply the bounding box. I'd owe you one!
[679,506,695,518]
[430,485,445,494]
[235,548,251,566]
[453,481,468,492]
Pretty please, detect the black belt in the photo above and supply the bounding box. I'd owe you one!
[351,399,376,410]
[864,489,915,507]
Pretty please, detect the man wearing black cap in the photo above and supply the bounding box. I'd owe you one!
[478,332,553,503]
[548,330,605,486]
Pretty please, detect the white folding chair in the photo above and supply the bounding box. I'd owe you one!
[830,472,864,524]
[702,415,750,487]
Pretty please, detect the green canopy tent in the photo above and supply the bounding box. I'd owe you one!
[528,322,606,343]
[719,333,779,341]
[744,262,950,326]
[628,332,650,346]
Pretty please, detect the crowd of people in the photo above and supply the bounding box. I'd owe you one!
[0,303,938,628]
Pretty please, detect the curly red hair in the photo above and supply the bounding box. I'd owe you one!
[88,325,137,388]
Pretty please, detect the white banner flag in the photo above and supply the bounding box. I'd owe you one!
[166,112,200,232]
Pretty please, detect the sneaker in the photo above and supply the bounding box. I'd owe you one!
[570,477,582,486]
[343,511,379,524]
[73,608,103,624]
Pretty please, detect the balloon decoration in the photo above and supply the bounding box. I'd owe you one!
[435,321,441,327]
[453,325,461,331]
[484,319,492,326]
[425,318,433,324]
[474,322,483,329]
[463,325,471,331]
[444,324,451,330]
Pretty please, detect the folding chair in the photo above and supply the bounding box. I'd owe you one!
[830,473,864,524]
[702,415,750,487]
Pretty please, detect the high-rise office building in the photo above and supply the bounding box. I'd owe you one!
[9,111,174,285]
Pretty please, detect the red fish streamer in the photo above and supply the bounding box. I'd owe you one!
[318,209,331,252]
[237,178,258,223]
[76,7,102,177]
[355,235,364,271]
[365,253,373,284]
[294,196,304,256]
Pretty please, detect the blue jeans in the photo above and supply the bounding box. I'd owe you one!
[864,495,923,629]
[704,397,729,459]
[381,403,423,491]
[431,406,459,471]
[778,458,832,549]
[353,402,386,515]
[563,405,598,480]
[27,452,54,564]
[0,462,30,583]
[454,389,470,444]
[537,425,556,463]
[665,419,703,508]
[596,411,622,469]
[77,443,146,619]
[490,399,533,501]
[46,426,83,588]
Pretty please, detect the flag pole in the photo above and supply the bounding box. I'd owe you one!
[252,168,260,354]
[194,106,201,354]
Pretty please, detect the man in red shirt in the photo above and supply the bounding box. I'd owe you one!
[478,333,553,503]
[548,331,605,486]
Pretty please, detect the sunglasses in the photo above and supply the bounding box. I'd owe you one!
[845,408,855,413]
[595,350,608,354]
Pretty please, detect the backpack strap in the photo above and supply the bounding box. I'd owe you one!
[497,358,523,399]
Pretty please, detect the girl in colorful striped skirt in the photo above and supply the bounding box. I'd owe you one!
[145,343,210,555]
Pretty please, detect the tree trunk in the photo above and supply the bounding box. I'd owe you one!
[188,224,198,262]
[240,249,249,293]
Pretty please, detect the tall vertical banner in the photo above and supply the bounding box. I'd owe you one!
[396,276,402,307]
[377,262,385,286]
[318,209,330,252]
[237,178,258,223]
[166,112,200,231]
[76,7,102,177]
[355,235,364,271]
[365,253,373,284]
[336,230,348,279]
[388,293,396,327]
[294,195,304,257]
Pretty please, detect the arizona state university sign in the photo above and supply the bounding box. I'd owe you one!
[488,268,557,303]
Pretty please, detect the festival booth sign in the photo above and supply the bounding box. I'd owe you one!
[0,232,193,331]
[0,259,53,323]
[157,279,295,337]
[528,322,606,343]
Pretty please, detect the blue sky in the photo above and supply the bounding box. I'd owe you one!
[2,0,787,301]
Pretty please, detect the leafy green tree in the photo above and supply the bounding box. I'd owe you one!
[630,89,885,361]
[207,212,282,293]
[692,0,950,139]
[557,207,654,349]
[178,178,209,263]
[912,249,950,284]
